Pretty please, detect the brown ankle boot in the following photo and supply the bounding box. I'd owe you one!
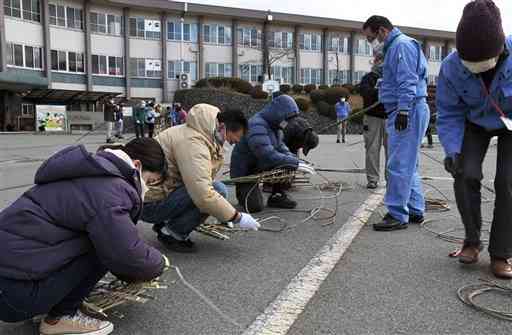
[491,258,512,279]
[458,244,481,264]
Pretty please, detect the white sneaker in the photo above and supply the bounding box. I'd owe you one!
[39,311,114,335]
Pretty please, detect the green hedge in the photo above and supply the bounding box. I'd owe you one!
[193,77,253,95]
[292,84,304,94]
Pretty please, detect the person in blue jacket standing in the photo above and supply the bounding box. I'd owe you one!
[335,97,351,143]
[437,0,512,279]
[363,15,430,231]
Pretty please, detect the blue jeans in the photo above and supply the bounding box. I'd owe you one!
[142,181,228,240]
[384,101,430,223]
[0,254,107,322]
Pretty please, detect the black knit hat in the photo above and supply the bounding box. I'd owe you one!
[456,0,505,62]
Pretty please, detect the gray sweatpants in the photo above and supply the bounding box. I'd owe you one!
[363,115,388,184]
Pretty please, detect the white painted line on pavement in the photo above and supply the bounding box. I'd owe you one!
[242,189,385,335]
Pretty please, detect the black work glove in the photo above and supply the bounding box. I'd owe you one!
[444,154,462,177]
[395,111,409,131]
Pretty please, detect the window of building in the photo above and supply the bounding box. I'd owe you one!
[168,61,197,81]
[22,0,40,22]
[90,12,123,35]
[108,56,124,76]
[130,58,162,78]
[7,43,42,69]
[328,69,349,85]
[4,0,22,19]
[270,31,293,49]
[66,6,83,29]
[300,33,321,51]
[68,52,84,73]
[300,68,322,85]
[271,65,294,84]
[5,0,40,22]
[107,14,122,35]
[50,50,68,71]
[129,17,161,40]
[353,71,367,84]
[329,35,349,54]
[49,4,66,27]
[91,55,108,75]
[205,63,232,78]
[429,45,444,62]
[203,24,232,45]
[239,64,262,82]
[357,39,373,56]
[21,104,35,117]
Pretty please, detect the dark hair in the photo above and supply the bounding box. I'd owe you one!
[363,15,393,32]
[217,108,248,133]
[98,138,166,175]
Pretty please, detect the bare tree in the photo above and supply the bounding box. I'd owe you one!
[263,30,295,81]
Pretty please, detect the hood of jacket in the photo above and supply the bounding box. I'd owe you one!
[34,145,140,192]
[185,103,221,145]
[259,95,299,128]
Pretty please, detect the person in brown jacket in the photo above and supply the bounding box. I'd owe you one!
[142,104,260,252]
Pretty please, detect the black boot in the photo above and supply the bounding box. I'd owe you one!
[373,213,408,231]
[267,192,297,209]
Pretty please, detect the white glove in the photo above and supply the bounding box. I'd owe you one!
[298,162,316,175]
[237,213,260,231]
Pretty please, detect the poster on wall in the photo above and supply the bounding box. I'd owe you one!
[144,20,161,32]
[36,105,67,132]
[145,59,162,71]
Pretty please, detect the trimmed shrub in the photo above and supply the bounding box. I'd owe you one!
[318,85,329,90]
[294,97,311,112]
[280,84,291,94]
[231,78,253,95]
[342,84,356,94]
[310,89,327,105]
[194,78,209,88]
[304,84,317,94]
[325,87,350,105]
[316,101,331,118]
[251,86,269,100]
[292,84,304,94]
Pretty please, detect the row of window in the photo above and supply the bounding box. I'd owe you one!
[299,33,322,51]
[269,31,294,49]
[168,22,198,42]
[6,42,43,69]
[240,64,263,82]
[206,63,232,78]
[271,65,294,84]
[49,4,83,29]
[328,70,351,85]
[50,50,84,72]
[300,68,322,85]
[91,55,124,76]
[237,27,262,48]
[4,0,40,22]
[90,12,123,36]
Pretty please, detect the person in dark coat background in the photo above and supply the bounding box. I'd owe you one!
[0,138,169,335]
[283,116,319,156]
[230,95,315,213]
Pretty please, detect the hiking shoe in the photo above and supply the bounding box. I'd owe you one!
[40,311,113,335]
[367,181,378,189]
[336,139,341,143]
[409,214,425,224]
[267,193,297,209]
[157,233,197,253]
[373,213,408,231]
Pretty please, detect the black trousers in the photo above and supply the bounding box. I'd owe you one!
[147,123,155,138]
[135,123,145,138]
[236,183,289,213]
[0,254,107,322]
[454,123,512,259]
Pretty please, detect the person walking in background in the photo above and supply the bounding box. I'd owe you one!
[335,97,351,143]
[113,101,124,140]
[145,102,160,138]
[360,47,388,189]
[104,98,117,143]
[134,101,146,138]
[437,0,512,278]
[363,15,430,231]
[177,104,188,125]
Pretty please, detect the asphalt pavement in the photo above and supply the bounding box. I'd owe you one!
[0,133,509,335]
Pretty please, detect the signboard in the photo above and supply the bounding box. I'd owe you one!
[262,80,280,94]
[144,20,161,32]
[36,105,67,132]
[122,106,133,117]
[145,59,162,71]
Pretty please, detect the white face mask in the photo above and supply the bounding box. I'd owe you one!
[279,120,289,129]
[371,39,381,50]
[461,57,499,74]
[138,167,150,201]
[214,127,225,145]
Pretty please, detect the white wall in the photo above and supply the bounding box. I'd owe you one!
[51,82,86,90]
[50,28,85,52]
[91,35,124,56]
[130,87,162,102]
[5,19,44,46]
[130,39,161,59]
[203,45,231,64]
